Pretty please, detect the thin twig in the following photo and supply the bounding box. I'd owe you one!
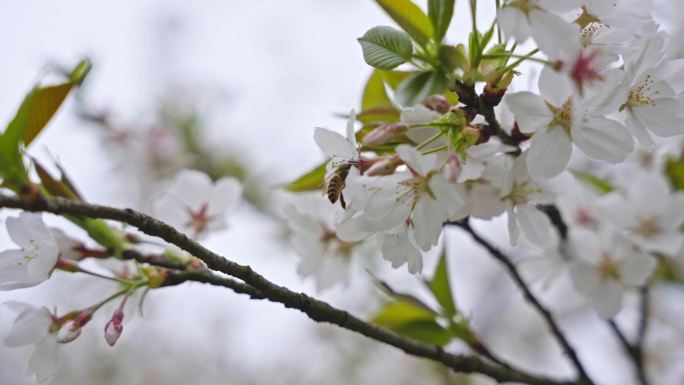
[607,286,651,385]
[0,193,576,385]
[448,219,593,385]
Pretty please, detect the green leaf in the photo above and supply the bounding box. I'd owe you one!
[666,152,684,191]
[468,31,481,67]
[428,245,458,318]
[370,273,439,313]
[375,0,434,47]
[0,89,33,189]
[22,59,91,146]
[381,70,413,89]
[395,71,446,106]
[372,301,436,328]
[22,83,73,145]
[285,161,327,192]
[34,161,80,200]
[393,320,454,346]
[362,70,394,111]
[439,44,469,71]
[571,170,615,194]
[358,26,413,70]
[428,0,455,42]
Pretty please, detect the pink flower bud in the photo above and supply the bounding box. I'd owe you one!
[362,123,407,145]
[365,155,403,176]
[425,95,451,114]
[444,153,463,183]
[104,307,125,347]
[57,321,82,343]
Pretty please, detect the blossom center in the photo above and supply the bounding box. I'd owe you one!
[632,214,661,237]
[575,208,598,227]
[505,182,540,205]
[548,99,573,134]
[186,203,211,235]
[580,22,607,47]
[598,252,620,280]
[621,75,658,111]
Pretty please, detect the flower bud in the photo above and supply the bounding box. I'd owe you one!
[365,155,403,176]
[462,125,481,146]
[425,95,451,114]
[362,123,407,145]
[104,308,124,347]
[444,153,463,183]
[57,321,82,343]
[55,257,80,272]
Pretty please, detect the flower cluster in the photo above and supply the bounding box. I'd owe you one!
[284,0,684,328]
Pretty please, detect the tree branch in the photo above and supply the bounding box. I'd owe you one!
[0,193,576,385]
[448,219,593,385]
[607,288,651,385]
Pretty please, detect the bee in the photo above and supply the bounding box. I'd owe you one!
[325,162,353,209]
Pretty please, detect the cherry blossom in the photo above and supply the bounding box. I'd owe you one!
[363,145,464,254]
[505,66,633,179]
[154,169,242,239]
[567,228,655,318]
[497,0,581,57]
[0,213,60,291]
[3,302,60,383]
[314,109,360,172]
[500,154,565,247]
[613,41,684,146]
[284,204,359,291]
[597,172,684,255]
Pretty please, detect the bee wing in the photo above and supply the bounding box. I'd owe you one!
[314,127,355,160]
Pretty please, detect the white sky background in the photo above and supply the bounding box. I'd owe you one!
[0,1,683,384]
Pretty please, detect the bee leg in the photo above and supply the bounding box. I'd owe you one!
[340,193,347,209]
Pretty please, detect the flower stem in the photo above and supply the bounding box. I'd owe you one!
[416,131,446,151]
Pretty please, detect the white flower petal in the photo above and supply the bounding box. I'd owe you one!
[620,252,655,286]
[529,9,581,57]
[589,280,623,319]
[0,250,30,286]
[28,336,60,383]
[208,177,242,217]
[517,204,553,247]
[396,145,436,176]
[526,127,572,180]
[573,118,633,162]
[539,66,572,107]
[497,7,531,42]
[171,169,214,211]
[410,197,444,251]
[504,92,553,134]
[6,213,54,250]
[314,127,355,159]
[4,307,52,347]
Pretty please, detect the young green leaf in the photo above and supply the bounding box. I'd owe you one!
[23,59,92,146]
[372,301,436,328]
[362,70,394,111]
[428,0,455,43]
[439,44,469,71]
[381,70,413,89]
[375,0,434,47]
[358,26,413,70]
[395,70,447,107]
[666,152,684,191]
[393,319,454,346]
[0,89,34,189]
[427,245,458,318]
[285,161,327,192]
[570,170,615,194]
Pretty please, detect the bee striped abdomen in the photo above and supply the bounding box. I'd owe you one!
[326,163,351,207]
